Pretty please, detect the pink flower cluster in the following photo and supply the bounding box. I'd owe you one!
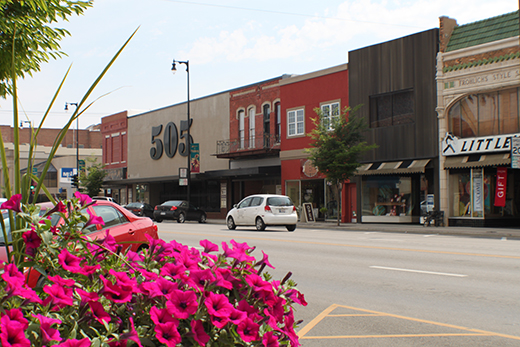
[0,194,307,346]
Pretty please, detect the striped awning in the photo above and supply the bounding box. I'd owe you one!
[356,159,430,175]
[443,153,510,169]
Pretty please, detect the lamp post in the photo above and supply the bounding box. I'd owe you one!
[172,59,191,206]
[65,102,79,190]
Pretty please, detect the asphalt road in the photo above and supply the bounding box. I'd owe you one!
[156,221,520,346]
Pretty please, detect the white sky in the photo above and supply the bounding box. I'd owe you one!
[1,0,518,129]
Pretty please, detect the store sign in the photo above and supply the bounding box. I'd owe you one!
[511,137,520,168]
[442,133,520,156]
[60,168,75,183]
[494,167,507,207]
[190,143,200,173]
[443,67,520,91]
[150,119,194,160]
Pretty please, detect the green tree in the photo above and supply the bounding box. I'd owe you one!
[307,105,377,225]
[0,0,93,97]
[79,157,107,197]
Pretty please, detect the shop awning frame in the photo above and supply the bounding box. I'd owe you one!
[356,159,431,175]
[443,153,510,169]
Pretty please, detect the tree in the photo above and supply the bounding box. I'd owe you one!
[307,105,377,225]
[0,0,93,97]
[79,157,107,197]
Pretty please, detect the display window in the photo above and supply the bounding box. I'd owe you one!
[449,167,519,219]
[362,176,414,223]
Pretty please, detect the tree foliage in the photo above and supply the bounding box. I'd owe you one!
[307,105,377,225]
[307,105,377,183]
[79,157,107,197]
[0,0,93,97]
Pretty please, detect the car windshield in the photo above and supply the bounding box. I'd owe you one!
[266,196,293,207]
[126,202,141,208]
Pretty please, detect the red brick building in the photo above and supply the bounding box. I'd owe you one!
[279,64,352,222]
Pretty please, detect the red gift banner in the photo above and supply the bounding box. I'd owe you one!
[494,167,507,207]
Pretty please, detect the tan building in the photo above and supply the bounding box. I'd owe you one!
[0,125,102,200]
[436,11,520,226]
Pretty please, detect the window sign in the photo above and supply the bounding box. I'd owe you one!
[473,171,483,212]
[426,194,434,213]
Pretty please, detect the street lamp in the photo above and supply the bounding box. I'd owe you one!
[65,102,79,190]
[172,59,191,206]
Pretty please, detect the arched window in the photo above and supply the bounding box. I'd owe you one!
[448,88,519,138]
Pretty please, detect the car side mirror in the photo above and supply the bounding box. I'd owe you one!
[233,204,238,209]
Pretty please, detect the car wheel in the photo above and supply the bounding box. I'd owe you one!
[155,218,162,223]
[286,224,296,232]
[227,217,236,230]
[199,213,207,223]
[137,244,149,253]
[255,217,266,231]
[177,213,185,223]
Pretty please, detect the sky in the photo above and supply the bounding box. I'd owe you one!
[1,0,518,129]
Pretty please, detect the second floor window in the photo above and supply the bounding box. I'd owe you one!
[275,102,281,141]
[321,102,340,130]
[249,107,255,148]
[238,110,245,149]
[369,89,414,128]
[288,109,304,136]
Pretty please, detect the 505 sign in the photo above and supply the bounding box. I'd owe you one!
[150,119,193,160]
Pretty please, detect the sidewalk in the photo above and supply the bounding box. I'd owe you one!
[208,219,520,239]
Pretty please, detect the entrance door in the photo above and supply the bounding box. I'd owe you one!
[347,183,357,223]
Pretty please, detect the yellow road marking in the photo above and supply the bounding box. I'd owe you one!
[297,304,520,341]
[160,230,520,259]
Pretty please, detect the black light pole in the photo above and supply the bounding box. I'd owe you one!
[172,59,190,206]
[65,102,79,190]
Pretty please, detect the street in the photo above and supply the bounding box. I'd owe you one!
[156,221,520,346]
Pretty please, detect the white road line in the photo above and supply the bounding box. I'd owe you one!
[369,266,468,277]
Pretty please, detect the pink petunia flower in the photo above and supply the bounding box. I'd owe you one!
[33,314,62,345]
[199,239,218,253]
[187,269,215,290]
[57,338,91,347]
[149,307,177,325]
[22,228,41,256]
[155,321,181,347]
[262,331,280,347]
[285,289,308,306]
[1,194,22,213]
[190,320,210,346]
[48,275,75,287]
[256,250,275,269]
[1,309,28,330]
[166,289,198,319]
[1,263,26,287]
[209,314,229,329]
[228,308,247,325]
[76,288,99,304]
[0,316,30,347]
[237,317,260,343]
[58,249,83,273]
[84,209,105,229]
[74,191,93,206]
[43,284,74,309]
[204,292,234,318]
[100,276,133,303]
[221,241,256,262]
[88,301,111,324]
[159,263,187,281]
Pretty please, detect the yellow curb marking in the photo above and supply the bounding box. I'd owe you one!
[297,304,520,341]
[161,230,520,259]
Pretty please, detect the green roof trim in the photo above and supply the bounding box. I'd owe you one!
[446,10,519,52]
[443,51,520,72]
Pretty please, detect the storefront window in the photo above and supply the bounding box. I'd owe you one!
[325,181,338,220]
[135,184,149,203]
[449,168,514,219]
[362,176,413,223]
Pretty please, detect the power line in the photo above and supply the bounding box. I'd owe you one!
[163,0,423,29]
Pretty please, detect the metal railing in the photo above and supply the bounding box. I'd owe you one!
[216,134,280,155]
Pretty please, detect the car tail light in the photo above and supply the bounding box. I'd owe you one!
[264,205,272,212]
[154,206,158,210]
[170,206,178,211]
[293,206,296,212]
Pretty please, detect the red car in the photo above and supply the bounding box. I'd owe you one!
[1,200,159,285]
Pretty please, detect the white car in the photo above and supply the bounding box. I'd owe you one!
[226,194,298,231]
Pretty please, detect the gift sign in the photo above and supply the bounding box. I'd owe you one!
[494,167,507,207]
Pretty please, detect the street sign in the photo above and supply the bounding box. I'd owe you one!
[79,159,86,172]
